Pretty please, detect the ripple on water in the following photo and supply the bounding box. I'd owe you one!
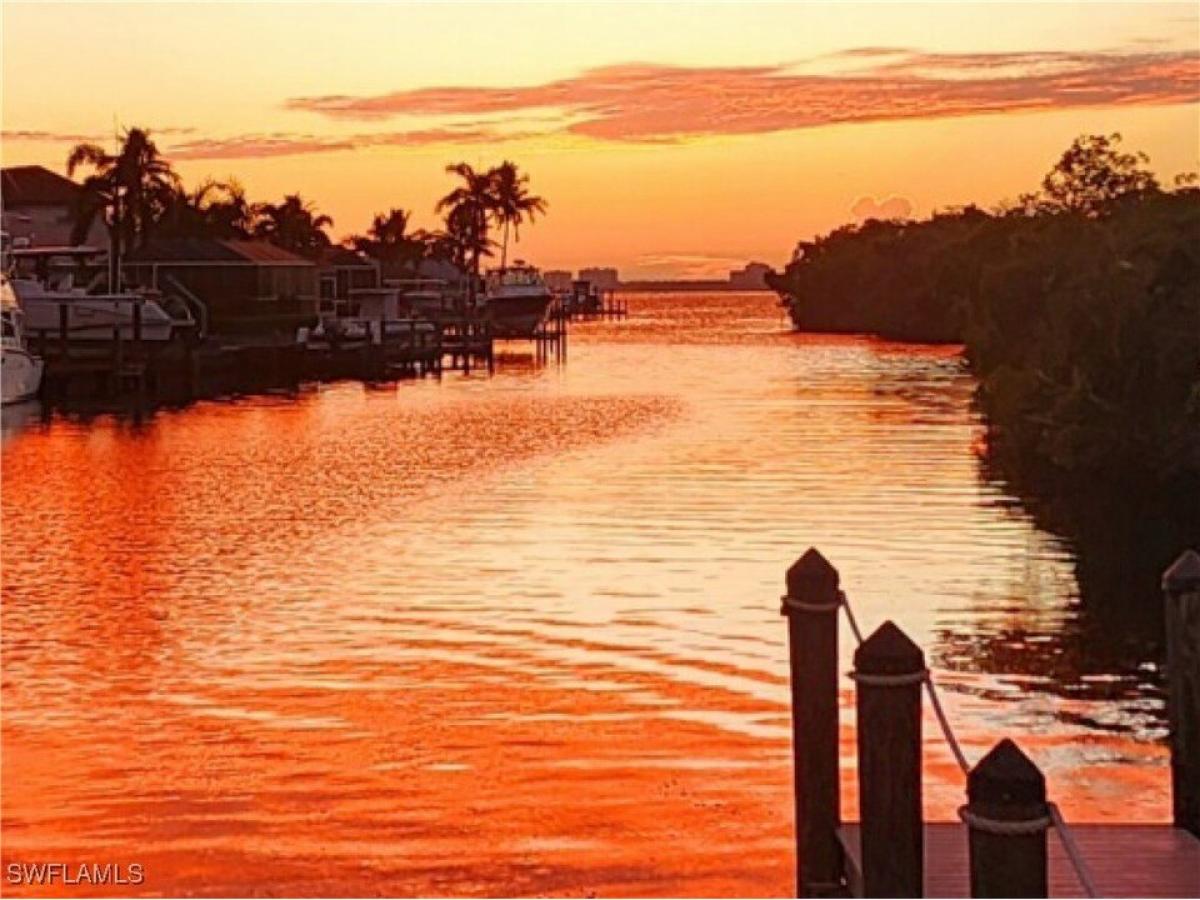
[0,292,1169,897]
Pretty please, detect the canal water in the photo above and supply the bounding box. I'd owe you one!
[0,292,1169,897]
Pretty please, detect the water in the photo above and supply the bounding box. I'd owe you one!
[0,293,1170,897]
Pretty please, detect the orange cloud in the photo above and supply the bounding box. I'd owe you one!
[287,48,1200,143]
[164,127,517,159]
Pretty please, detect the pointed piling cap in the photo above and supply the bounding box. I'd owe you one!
[786,548,840,599]
[1163,549,1200,596]
[967,738,1046,806]
[853,620,925,675]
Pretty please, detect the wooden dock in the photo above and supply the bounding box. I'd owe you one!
[29,298,592,404]
[838,823,1200,898]
[559,287,629,322]
[781,547,1200,899]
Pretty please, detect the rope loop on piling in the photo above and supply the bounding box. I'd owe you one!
[779,594,840,615]
[849,668,930,687]
[837,587,1098,898]
[957,805,1053,835]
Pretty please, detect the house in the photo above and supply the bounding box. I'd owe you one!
[123,239,318,335]
[1,165,109,248]
[317,246,380,306]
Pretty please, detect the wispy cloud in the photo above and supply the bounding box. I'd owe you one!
[2,129,107,143]
[3,125,196,144]
[633,252,747,278]
[287,48,1200,143]
[167,133,358,160]
[162,126,534,159]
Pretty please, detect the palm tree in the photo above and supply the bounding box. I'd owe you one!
[489,160,546,270]
[200,179,255,239]
[252,194,333,259]
[436,162,497,290]
[67,127,180,252]
[155,179,256,240]
[348,208,425,278]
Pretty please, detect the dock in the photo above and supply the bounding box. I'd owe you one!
[838,823,1200,898]
[563,289,629,322]
[780,547,1200,899]
[30,299,585,405]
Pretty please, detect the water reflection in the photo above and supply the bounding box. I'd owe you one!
[0,293,1173,897]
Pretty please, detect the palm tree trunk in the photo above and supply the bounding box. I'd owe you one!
[501,220,510,271]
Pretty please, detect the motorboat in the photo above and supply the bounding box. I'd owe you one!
[1,272,44,405]
[484,262,553,338]
[297,286,437,350]
[383,278,472,322]
[8,246,190,343]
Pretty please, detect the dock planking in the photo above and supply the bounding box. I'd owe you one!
[838,823,1200,898]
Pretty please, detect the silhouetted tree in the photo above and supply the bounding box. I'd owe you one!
[767,134,1199,491]
[66,127,181,255]
[348,208,426,278]
[1018,133,1159,217]
[436,162,497,287]
[252,194,333,259]
[490,160,547,269]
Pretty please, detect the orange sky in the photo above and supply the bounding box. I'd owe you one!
[2,2,1198,277]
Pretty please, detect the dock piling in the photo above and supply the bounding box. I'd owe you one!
[853,622,925,898]
[964,739,1049,898]
[782,549,842,897]
[1164,549,1200,837]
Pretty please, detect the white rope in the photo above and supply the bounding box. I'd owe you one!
[924,677,971,775]
[779,594,840,614]
[850,668,929,687]
[838,590,865,643]
[1049,802,1100,899]
[837,590,1098,897]
[958,805,1052,835]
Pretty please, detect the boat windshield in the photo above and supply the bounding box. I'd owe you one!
[489,267,544,287]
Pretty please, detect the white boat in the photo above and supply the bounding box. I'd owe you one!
[383,278,472,321]
[2,273,44,405]
[9,246,187,342]
[297,287,436,350]
[485,262,553,338]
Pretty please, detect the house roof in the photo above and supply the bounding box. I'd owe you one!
[1,165,83,207]
[126,239,315,266]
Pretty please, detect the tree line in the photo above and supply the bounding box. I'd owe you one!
[65,127,546,279]
[767,134,1200,493]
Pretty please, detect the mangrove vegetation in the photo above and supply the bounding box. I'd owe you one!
[769,134,1200,600]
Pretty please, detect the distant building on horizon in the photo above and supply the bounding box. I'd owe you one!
[729,261,771,290]
[578,267,620,290]
[543,269,573,292]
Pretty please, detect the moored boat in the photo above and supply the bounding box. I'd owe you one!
[296,286,436,350]
[1,273,44,405]
[485,262,553,338]
[9,246,190,343]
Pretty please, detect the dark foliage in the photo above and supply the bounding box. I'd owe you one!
[768,135,1200,491]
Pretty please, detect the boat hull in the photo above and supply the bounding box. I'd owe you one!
[20,298,175,342]
[486,293,552,338]
[1,347,44,405]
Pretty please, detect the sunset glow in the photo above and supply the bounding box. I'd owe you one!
[3,2,1198,276]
